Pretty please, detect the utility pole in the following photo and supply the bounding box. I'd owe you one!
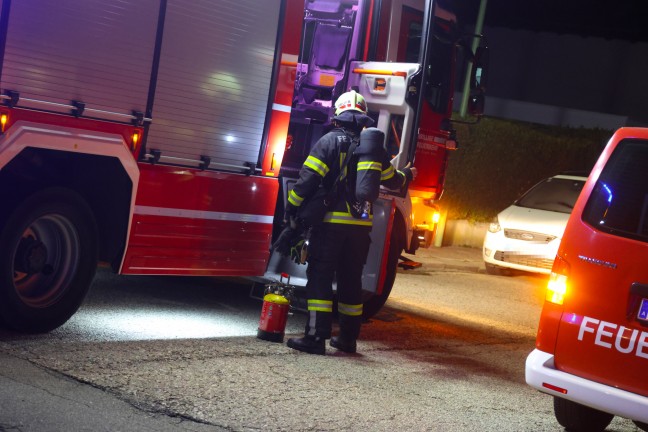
[459,0,487,118]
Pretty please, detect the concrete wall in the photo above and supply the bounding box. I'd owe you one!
[457,26,648,128]
[481,26,648,126]
[481,96,631,130]
[441,219,488,248]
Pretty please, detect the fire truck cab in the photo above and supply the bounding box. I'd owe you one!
[526,128,648,431]
[266,0,487,317]
[0,0,486,332]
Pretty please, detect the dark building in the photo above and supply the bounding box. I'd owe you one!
[457,0,648,129]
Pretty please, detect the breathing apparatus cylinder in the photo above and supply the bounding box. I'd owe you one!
[257,275,293,343]
[356,127,385,202]
[350,127,385,219]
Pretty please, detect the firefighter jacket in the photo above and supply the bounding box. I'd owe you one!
[286,128,409,226]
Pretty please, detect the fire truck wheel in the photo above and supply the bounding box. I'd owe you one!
[0,187,98,333]
[553,397,614,432]
[362,228,402,319]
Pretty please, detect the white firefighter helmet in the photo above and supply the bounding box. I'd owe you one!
[334,90,368,116]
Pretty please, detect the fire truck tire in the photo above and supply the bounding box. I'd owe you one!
[362,228,402,319]
[553,397,614,432]
[0,187,98,333]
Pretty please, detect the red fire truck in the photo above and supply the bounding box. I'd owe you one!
[0,0,486,332]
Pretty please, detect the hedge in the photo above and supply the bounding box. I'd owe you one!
[438,117,612,222]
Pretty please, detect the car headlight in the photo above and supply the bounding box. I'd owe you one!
[488,217,501,233]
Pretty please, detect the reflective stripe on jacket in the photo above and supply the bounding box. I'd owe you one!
[287,128,407,226]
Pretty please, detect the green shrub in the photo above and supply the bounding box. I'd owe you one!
[439,117,612,222]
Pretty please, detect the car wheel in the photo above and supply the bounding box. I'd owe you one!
[485,262,511,276]
[553,397,614,432]
[0,188,98,333]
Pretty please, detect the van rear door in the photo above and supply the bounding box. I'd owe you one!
[552,129,648,397]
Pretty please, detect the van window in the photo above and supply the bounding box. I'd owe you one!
[582,139,648,243]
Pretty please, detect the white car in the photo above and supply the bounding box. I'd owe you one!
[482,174,587,275]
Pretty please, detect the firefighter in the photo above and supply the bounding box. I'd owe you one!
[284,90,415,355]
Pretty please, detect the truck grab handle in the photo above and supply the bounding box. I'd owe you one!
[0,93,152,124]
[352,69,408,77]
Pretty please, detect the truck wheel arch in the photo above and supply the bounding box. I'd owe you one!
[0,126,138,269]
[0,142,137,331]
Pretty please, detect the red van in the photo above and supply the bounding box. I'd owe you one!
[525,128,648,431]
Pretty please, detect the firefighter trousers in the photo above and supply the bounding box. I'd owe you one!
[304,222,371,340]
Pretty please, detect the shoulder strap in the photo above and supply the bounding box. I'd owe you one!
[336,128,360,175]
[325,130,359,202]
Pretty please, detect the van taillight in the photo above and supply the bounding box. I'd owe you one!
[546,256,570,305]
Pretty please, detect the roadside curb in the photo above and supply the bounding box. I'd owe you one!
[399,246,485,274]
[398,263,485,274]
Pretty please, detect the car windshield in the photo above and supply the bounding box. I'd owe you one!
[516,177,586,214]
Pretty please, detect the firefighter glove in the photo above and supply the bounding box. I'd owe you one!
[401,162,416,182]
[290,238,309,265]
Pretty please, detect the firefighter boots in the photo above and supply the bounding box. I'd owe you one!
[330,336,357,354]
[333,313,360,353]
[287,336,326,355]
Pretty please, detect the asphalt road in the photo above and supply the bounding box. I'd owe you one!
[0,261,641,431]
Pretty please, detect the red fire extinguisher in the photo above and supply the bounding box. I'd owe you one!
[257,273,294,343]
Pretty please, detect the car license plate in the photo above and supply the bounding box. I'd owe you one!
[639,298,648,322]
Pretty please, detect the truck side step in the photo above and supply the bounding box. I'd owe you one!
[398,255,422,270]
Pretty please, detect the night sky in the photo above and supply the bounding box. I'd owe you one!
[457,0,648,43]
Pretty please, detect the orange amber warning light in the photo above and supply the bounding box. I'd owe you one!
[0,113,8,133]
